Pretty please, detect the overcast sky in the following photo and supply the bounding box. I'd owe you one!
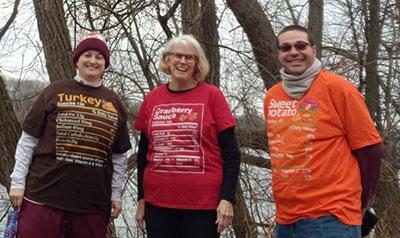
[0,0,44,81]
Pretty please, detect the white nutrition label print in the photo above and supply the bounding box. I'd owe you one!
[150,103,205,173]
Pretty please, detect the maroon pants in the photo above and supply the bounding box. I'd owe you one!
[17,199,110,238]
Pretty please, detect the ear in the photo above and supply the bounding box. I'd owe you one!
[311,45,317,57]
[164,53,172,65]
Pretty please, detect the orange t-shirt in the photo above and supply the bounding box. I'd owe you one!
[263,70,382,225]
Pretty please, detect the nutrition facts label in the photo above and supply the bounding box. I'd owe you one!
[55,93,118,167]
[149,103,205,173]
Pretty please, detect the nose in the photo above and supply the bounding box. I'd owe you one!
[88,56,97,63]
[288,46,300,55]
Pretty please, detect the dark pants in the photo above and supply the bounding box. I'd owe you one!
[275,215,361,238]
[17,199,110,238]
[145,202,219,238]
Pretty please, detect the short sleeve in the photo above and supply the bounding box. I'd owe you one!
[22,88,52,138]
[134,97,149,133]
[113,106,132,154]
[211,89,236,132]
[335,83,381,150]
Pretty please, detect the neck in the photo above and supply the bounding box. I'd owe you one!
[169,78,198,91]
[280,59,322,99]
[75,72,102,88]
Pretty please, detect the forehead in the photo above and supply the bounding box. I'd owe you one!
[172,42,196,54]
[278,30,309,44]
[82,50,102,55]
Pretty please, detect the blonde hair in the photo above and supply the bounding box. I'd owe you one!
[159,34,209,82]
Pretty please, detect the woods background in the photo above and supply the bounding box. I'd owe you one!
[0,0,399,237]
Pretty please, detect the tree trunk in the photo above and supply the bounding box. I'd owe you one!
[199,0,220,86]
[226,0,280,90]
[0,0,22,193]
[0,75,21,191]
[33,0,75,83]
[363,0,381,128]
[181,0,220,86]
[181,0,201,34]
[363,1,400,237]
[232,182,258,238]
[307,0,323,59]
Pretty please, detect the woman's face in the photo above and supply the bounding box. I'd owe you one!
[76,50,106,82]
[167,43,197,83]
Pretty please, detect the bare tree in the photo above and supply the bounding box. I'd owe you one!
[0,74,21,191]
[33,0,75,82]
[0,0,20,42]
[307,0,323,59]
[0,0,22,192]
[2,0,400,237]
[362,0,400,237]
[226,0,280,90]
[181,0,221,85]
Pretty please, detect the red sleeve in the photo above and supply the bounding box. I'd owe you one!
[134,97,149,133]
[211,89,236,132]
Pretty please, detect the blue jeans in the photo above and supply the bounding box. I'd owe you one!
[275,216,361,238]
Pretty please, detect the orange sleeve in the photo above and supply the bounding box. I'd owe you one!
[332,81,381,150]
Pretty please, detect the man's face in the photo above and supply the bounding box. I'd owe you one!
[277,30,316,75]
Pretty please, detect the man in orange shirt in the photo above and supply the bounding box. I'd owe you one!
[264,25,384,238]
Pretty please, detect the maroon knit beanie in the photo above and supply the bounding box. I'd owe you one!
[73,33,110,68]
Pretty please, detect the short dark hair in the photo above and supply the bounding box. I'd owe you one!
[277,25,315,46]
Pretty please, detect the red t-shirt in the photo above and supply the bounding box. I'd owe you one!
[264,70,382,225]
[135,82,236,209]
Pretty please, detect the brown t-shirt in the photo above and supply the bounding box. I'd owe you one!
[23,79,131,213]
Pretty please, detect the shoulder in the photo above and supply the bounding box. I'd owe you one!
[100,85,120,98]
[318,70,357,89]
[265,82,283,97]
[197,82,225,97]
[45,79,74,89]
[144,84,167,99]
[317,70,364,102]
[38,79,74,97]
[199,82,220,91]
[317,70,360,95]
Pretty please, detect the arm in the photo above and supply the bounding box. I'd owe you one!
[216,127,240,233]
[10,131,39,207]
[218,127,241,203]
[135,131,148,232]
[137,132,149,200]
[110,152,128,219]
[353,142,384,209]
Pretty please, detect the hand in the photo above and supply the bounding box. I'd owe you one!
[362,208,367,216]
[110,201,122,219]
[9,188,24,208]
[135,199,145,233]
[215,199,234,233]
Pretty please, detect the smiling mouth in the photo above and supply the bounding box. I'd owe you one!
[287,58,304,62]
[176,68,188,72]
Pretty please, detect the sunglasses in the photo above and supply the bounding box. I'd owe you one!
[278,41,311,52]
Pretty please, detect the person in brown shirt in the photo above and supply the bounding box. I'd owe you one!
[9,33,131,238]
